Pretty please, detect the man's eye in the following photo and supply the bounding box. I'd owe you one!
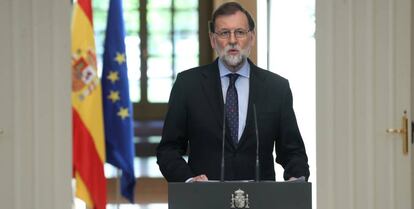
[220,31,230,36]
[235,31,245,36]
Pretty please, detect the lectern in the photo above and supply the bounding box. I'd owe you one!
[168,181,311,209]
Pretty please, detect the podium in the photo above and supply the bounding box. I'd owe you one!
[168,181,311,209]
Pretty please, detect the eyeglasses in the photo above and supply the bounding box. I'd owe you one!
[214,29,250,39]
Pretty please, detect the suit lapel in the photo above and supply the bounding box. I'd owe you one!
[201,59,224,129]
[237,61,264,148]
[201,59,264,150]
[201,60,238,149]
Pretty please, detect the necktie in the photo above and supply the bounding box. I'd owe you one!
[225,73,239,146]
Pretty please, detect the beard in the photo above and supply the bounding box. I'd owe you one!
[216,43,251,68]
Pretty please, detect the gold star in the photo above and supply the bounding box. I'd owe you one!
[107,90,120,103]
[114,52,126,65]
[107,71,119,84]
[76,48,82,55]
[117,107,129,119]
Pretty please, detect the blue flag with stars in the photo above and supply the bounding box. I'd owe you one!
[101,0,136,203]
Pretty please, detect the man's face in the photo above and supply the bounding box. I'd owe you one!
[210,11,255,70]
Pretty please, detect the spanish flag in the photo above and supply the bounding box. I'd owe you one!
[71,0,107,208]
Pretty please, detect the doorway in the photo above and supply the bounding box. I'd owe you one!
[257,0,316,208]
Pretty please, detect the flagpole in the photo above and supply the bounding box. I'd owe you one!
[115,168,122,209]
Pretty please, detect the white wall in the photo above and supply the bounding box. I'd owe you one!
[0,0,72,208]
[316,0,412,208]
[412,0,414,204]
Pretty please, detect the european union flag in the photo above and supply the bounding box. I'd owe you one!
[101,0,136,203]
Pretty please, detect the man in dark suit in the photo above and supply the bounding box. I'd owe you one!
[156,2,309,182]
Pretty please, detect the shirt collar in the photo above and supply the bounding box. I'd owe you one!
[218,58,250,78]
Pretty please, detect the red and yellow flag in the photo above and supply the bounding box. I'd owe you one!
[71,0,106,208]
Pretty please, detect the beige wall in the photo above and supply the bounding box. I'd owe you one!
[0,0,71,208]
[212,0,257,64]
[317,0,412,208]
[412,1,414,205]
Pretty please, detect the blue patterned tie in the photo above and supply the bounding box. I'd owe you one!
[226,73,239,146]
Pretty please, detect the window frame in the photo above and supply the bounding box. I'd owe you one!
[134,0,212,121]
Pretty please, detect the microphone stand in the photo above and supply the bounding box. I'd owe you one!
[253,104,260,182]
[220,105,226,182]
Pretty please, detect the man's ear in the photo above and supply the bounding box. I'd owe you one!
[250,30,256,47]
[209,32,216,49]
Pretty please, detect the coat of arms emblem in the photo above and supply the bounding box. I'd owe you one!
[231,189,250,208]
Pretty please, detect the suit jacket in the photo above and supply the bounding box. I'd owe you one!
[156,59,309,182]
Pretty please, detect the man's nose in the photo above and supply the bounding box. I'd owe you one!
[228,32,238,44]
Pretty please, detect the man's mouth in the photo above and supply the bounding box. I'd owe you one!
[227,48,239,55]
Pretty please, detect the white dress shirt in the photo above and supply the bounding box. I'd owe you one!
[218,58,250,141]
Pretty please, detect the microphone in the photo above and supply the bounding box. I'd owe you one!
[253,104,260,182]
[220,103,226,182]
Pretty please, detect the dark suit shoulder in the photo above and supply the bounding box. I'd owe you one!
[177,62,215,78]
[174,62,219,91]
[250,63,289,88]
